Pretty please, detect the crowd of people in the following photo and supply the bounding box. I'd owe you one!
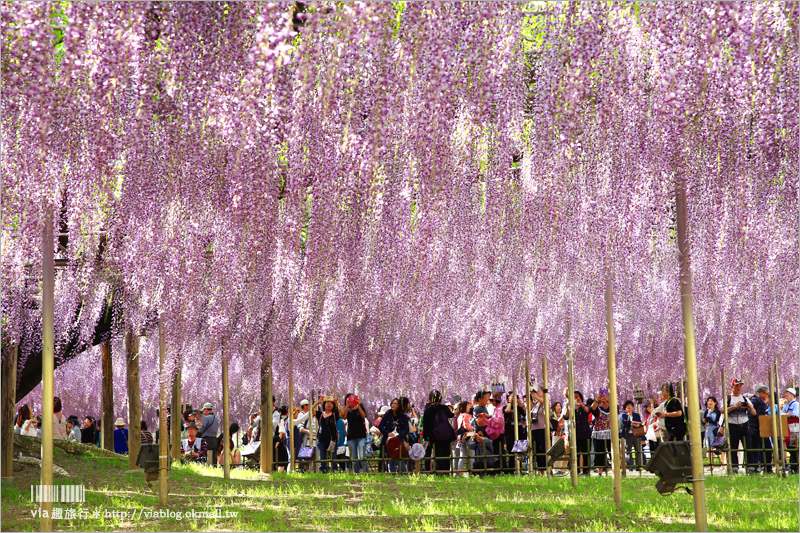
[13,379,800,476]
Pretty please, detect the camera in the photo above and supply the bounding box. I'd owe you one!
[531,416,539,425]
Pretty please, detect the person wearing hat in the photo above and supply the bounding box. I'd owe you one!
[724,378,756,473]
[782,387,799,473]
[745,385,775,474]
[294,400,317,449]
[197,402,220,465]
[113,418,129,455]
[180,422,207,462]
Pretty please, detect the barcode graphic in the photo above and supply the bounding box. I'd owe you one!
[30,485,85,503]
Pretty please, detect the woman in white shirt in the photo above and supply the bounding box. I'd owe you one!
[16,404,39,437]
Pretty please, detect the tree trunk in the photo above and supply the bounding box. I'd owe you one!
[2,343,18,482]
[126,328,141,469]
[170,364,181,462]
[102,341,114,451]
[260,358,273,474]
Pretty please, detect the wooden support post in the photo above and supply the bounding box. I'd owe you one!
[170,365,181,462]
[513,381,520,475]
[676,176,708,532]
[126,328,141,470]
[261,359,273,474]
[775,361,786,477]
[289,372,295,473]
[222,356,231,479]
[680,378,686,413]
[568,354,578,488]
[769,366,781,477]
[525,360,533,477]
[542,357,552,480]
[605,280,622,509]
[101,340,114,451]
[722,369,732,475]
[41,210,55,532]
[157,315,168,505]
[2,344,18,483]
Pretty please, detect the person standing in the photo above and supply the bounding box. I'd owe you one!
[782,387,799,474]
[455,401,475,475]
[113,418,129,455]
[313,397,341,474]
[642,400,659,457]
[654,383,687,442]
[422,390,455,474]
[378,398,410,473]
[747,385,773,473]
[53,397,68,440]
[590,391,613,475]
[341,395,370,474]
[620,400,643,471]
[702,397,723,450]
[724,379,756,473]
[564,390,592,475]
[197,403,220,466]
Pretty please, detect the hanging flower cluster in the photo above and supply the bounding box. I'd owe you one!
[3,2,797,423]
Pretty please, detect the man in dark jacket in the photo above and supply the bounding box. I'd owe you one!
[422,390,455,474]
[747,385,773,474]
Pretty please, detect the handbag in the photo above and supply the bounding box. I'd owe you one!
[711,435,726,449]
[632,425,646,438]
[385,436,409,459]
[511,439,529,454]
[298,446,314,459]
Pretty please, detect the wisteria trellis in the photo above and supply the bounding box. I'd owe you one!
[3,2,797,424]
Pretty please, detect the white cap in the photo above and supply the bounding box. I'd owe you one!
[785,388,797,397]
[203,402,213,410]
[378,406,390,416]
[300,399,309,406]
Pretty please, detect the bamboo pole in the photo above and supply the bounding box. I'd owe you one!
[722,368,732,475]
[513,378,520,475]
[568,354,578,488]
[157,315,168,505]
[40,210,54,532]
[263,360,274,474]
[289,372,295,472]
[676,177,708,532]
[525,360,533,477]
[775,361,786,477]
[101,340,114,451]
[542,357,552,480]
[222,355,231,479]
[605,280,622,509]
[170,365,181,462]
[769,367,781,477]
[2,343,18,483]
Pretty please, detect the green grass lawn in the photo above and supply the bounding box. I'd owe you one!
[2,448,797,532]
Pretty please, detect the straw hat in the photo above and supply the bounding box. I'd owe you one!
[114,418,125,427]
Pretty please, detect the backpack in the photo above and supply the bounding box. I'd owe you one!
[432,409,454,441]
